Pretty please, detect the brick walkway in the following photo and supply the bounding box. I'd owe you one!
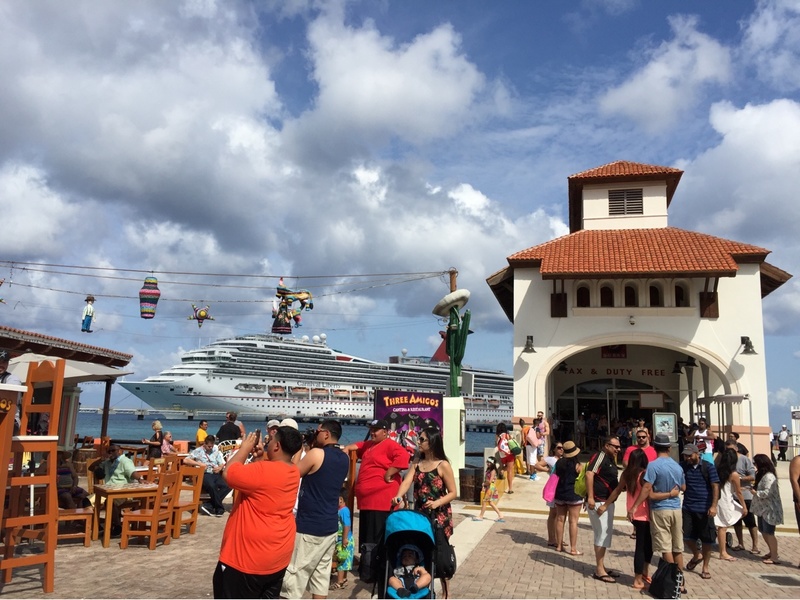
[3,466,800,598]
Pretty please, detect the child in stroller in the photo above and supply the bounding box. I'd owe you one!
[389,544,431,598]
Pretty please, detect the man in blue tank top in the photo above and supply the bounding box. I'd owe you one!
[281,420,349,599]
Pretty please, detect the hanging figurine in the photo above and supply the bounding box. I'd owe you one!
[81,295,96,332]
[139,276,161,319]
[0,278,5,304]
[271,277,314,334]
[188,304,214,328]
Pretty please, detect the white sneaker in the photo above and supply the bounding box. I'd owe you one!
[530,474,538,481]
[200,505,214,516]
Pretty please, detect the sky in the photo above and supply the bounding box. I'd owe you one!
[1,0,799,428]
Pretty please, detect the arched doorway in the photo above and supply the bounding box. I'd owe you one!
[554,377,677,450]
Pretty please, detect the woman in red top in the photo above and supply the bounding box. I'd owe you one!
[598,448,652,589]
[342,419,410,552]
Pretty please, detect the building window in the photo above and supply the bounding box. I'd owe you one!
[600,285,614,307]
[675,283,689,307]
[624,284,638,307]
[649,284,663,307]
[576,285,590,307]
[609,189,644,215]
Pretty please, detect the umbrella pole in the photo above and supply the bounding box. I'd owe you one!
[100,380,112,439]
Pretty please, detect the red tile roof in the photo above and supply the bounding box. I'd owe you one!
[0,324,132,367]
[507,228,770,278]
[569,160,683,180]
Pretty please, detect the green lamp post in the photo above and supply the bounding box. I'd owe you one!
[433,289,471,397]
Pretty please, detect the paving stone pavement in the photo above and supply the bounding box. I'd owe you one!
[3,465,800,598]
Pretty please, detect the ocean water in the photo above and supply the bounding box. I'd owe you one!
[75,412,496,456]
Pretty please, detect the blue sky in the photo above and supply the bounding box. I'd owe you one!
[0,0,799,429]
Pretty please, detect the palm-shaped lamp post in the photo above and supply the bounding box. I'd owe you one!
[433,288,471,397]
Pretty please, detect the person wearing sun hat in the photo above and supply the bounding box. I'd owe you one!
[628,433,687,588]
[553,440,584,555]
[342,418,409,560]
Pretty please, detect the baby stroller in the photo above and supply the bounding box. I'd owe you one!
[381,509,437,599]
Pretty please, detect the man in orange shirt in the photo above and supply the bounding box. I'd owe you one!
[213,426,302,599]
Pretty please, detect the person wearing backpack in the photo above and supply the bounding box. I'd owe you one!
[553,440,583,555]
[681,443,720,581]
[495,423,516,494]
[585,437,621,583]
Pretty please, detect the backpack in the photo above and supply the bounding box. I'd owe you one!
[574,461,590,497]
[649,557,684,599]
[526,427,542,448]
[507,438,522,456]
[358,542,380,584]
[433,520,457,578]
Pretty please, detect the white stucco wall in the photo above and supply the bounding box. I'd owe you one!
[581,182,669,230]
[511,262,770,439]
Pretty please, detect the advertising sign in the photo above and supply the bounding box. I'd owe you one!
[374,390,444,457]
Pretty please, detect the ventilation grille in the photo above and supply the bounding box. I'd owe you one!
[609,188,643,215]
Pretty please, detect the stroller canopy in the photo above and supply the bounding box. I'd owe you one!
[384,510,435,545]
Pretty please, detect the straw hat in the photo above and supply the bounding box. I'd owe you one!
[562,441,580,458]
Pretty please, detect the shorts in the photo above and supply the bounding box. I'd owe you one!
[650,509,683,554]
[280,531,337,598]
[741,499,756,529]
[682,508,716,544]
[500,454,515,465]
[587,501,614,548]
[757,516,776,536]
[526,446,536,465]
[213,561,285,599]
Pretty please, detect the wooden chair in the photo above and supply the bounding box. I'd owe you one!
[171,464,204,538]
[119,470,180,550]
[56,508,93,547]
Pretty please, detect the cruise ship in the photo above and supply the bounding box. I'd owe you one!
[119,333,513,424]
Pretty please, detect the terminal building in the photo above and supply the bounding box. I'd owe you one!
[487,160,791,454]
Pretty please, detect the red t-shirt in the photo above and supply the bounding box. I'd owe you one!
[623,444,657,465]
[354,439,410,511]
[219,460,300,575]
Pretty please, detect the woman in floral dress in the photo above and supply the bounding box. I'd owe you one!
[396,426,457,596]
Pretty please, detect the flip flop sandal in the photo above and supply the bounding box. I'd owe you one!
[730,545,745,552]
[686,557,702,571]
[700,572,712,579]
[607,570,622,578]
[749,549,762,555]
[570,550,584,556]
[591,574,616,583]
[763,559,781,565]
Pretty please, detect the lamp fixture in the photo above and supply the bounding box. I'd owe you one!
[629,315,635,326]
[740,336,757,355]
[523,335,536,353]
[557,361,568,373]
[672,355,698,374]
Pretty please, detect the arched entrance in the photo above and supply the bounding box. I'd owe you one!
[554,377,677,450]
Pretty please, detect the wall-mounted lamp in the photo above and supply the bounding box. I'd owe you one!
[523,335,536,353]
[629,315,635,326]
[672,355,698,374]
[557,361,568,373]
[740,336,757,355]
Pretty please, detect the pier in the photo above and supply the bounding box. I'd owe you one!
[77,406,500,431]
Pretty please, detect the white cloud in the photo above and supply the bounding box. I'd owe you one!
[740,0,800,92]
[770,386,798,408]
[0,164,82,256]
[599,15,732,132]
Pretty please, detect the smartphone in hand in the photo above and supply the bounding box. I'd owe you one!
[253,428,261,447]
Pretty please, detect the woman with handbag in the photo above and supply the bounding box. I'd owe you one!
[715,447,747,562]
[395,427,457,598]
[598,448,652,589]
[495,422,516,494]
[553,440,583,556]
[540,442,565,547]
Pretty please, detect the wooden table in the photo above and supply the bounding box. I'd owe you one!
[92,482,158,548]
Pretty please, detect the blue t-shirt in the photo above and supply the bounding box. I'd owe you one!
[643,456,685,511]
[682,460,719,513]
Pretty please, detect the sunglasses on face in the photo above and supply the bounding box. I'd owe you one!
[608,444,621,449]
[419,437,428,443]
[555,446,563,450]
[636,435,647,439]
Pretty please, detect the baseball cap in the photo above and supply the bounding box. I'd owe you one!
[369,419,389,430]
[266,419,280,429]
[279,418,299,430]
[652,433,672,447]
[682,443,700,455]
[0,349,10,361]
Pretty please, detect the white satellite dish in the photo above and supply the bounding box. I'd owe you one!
[432,289,470,318]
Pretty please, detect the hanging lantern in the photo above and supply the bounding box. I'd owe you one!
[139,276,161,319]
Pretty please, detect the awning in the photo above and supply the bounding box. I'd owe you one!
[9,353,133,386]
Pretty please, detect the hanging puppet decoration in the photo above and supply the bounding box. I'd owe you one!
[271,277,314,335]
[0,278,5,304]
[139,276,161,319]
[81,295,96,332]
[188,304,214,328]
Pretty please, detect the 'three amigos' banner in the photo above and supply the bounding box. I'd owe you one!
[374,390,444,457]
